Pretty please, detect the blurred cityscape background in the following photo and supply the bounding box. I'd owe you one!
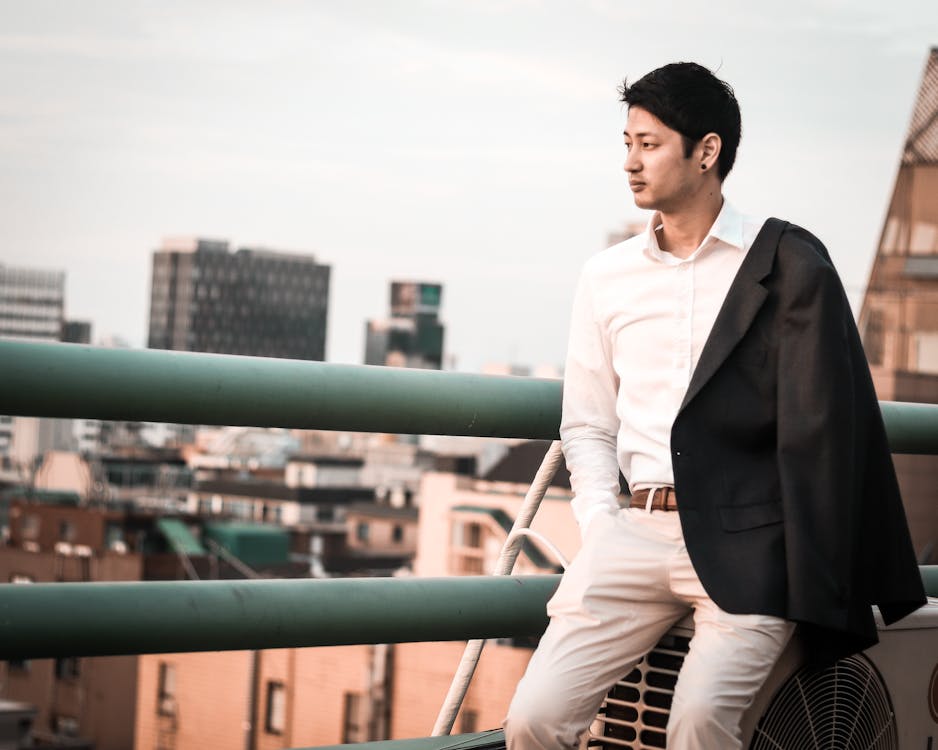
[1,3,938,749]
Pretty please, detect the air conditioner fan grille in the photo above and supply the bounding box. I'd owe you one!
[750,654,898,750]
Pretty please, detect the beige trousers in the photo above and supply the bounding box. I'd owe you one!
[504,506,794,750]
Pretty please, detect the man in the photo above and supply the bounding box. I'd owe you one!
[503,62,925,749]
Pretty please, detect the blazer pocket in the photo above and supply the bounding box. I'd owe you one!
[719,500,783,532]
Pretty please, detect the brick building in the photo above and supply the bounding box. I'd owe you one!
[858,48,938,563]
[128,441,574,749]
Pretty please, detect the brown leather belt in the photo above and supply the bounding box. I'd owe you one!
[629,487,678,511]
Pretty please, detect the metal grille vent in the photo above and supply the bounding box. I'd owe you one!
[588,632,690,749]
[750,655,898,750]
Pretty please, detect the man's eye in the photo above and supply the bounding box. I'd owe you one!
[643,143,656,149]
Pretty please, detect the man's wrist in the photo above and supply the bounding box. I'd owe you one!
[580,504,616,538]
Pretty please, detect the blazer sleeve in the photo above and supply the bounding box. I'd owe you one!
[776,252,858,630]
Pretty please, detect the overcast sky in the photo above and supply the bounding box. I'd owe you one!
[1,1,936,372]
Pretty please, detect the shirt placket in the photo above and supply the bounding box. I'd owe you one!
[673,261,694,388]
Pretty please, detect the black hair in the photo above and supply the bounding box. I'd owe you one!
[618,62,741,181]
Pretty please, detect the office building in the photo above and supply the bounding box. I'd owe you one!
[858,48,938,563]
[364,282,444,369]
[0,265,88,465]
[147,237,330,361]
[0,264,64,341]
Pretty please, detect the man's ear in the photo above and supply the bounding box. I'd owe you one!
[699,132,722,173]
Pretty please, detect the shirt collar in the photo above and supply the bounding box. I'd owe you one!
[642,198,745,263]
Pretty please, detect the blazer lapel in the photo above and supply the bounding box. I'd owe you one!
[678,218,788,414]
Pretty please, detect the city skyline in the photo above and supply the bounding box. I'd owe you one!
[1,2,937,371]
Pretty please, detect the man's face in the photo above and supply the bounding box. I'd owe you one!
[623,106,701,213]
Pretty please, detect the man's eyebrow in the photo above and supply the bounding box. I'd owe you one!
[623,130,656,138]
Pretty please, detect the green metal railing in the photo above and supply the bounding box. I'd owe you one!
[0,339,937,665]
[0,340,559,439]
[0,576,558,660]
[3,340,938,451]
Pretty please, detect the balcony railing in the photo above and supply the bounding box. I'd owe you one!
[1,340,937,746]
[0,339,559,439]
[0,575,559,660]
[4,339,938,451]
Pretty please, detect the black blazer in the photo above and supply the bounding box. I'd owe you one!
[670,218,925,662]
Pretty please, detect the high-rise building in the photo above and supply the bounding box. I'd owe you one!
[858,48,938,563]
[364,282,444,369]
[0,264,64,341]
[147,237,330,361]
[0,265,85,464]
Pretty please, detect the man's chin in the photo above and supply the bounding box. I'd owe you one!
[632,193,655,210]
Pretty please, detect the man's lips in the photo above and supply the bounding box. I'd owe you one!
[630,181,646,191]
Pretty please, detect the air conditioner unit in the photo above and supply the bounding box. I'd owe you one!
[588,597,938,749]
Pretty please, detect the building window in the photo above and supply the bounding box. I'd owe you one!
[452,521,483,549]
[356,522,369,543]
[342,692,365,744]
[54,657,80,681]
[913,332,938,374]
[460,709,478,734]
[452,519,486,575]
[58,520,75,542]
[157,662,177,716]
[392,524,404,544]
[105,523,125,551]
[20,514,39,540]
[265,681,286,735]
[52,715,80,737]
[8,659,30,674]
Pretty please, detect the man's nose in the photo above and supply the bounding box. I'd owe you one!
[624,152,640,173]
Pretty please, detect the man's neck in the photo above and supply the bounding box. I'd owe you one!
[656,191,724,260]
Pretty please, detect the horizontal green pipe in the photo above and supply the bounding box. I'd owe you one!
[922,565,938,598]
[878,401,938,454]
[2,341,938,451]
[0,569,933,661]
[0,341,561,439]
[0,575,558,660]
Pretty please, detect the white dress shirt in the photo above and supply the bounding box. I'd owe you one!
[560,200,767,534]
